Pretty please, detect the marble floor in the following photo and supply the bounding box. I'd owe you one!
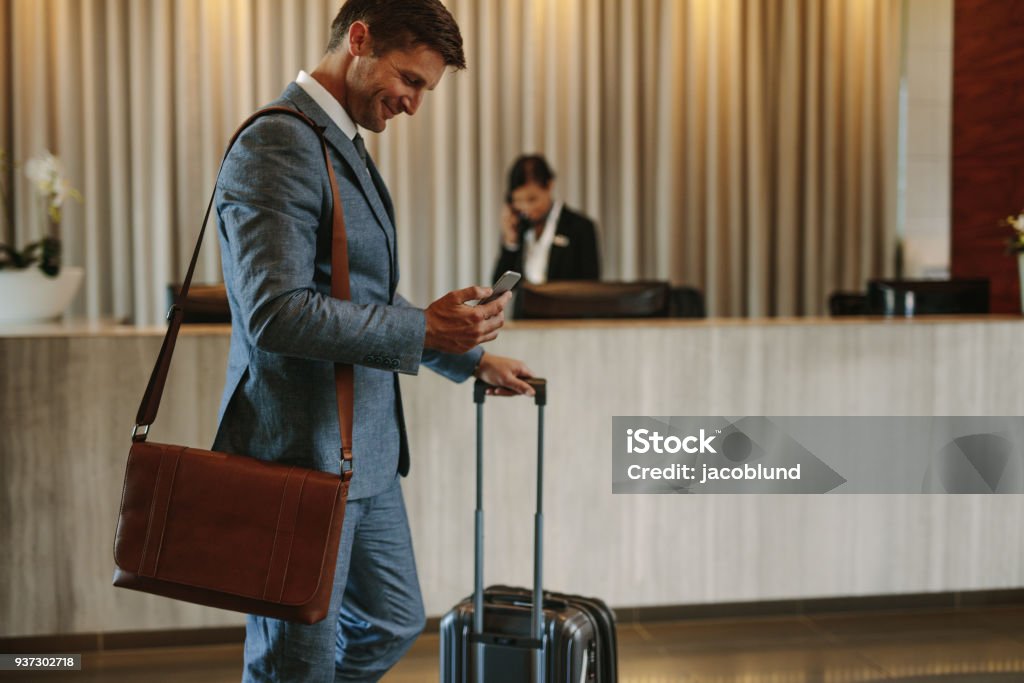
[7,605,1024,682]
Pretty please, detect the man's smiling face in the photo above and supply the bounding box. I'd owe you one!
[346,30,446,133]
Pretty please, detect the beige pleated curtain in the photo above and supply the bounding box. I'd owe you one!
[1,0,901,324]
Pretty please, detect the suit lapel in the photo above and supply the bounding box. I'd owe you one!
[366,156,395,225]
[323,124,397,242]
[366,155,397,298]
[281,84,398,278]
[546,209,569,281]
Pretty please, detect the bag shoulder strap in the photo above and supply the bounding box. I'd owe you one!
[132,105,355,481]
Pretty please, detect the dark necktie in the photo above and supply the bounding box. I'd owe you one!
[352,132,368,168]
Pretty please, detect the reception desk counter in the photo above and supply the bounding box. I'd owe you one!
[2,316,1023,637]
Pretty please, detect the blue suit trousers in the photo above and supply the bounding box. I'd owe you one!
[242,476,426,681]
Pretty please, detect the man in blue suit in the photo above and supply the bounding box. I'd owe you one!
[212,1,533,679]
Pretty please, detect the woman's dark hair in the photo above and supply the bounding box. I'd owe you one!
[327,0,466,70]
[506,155,556,199]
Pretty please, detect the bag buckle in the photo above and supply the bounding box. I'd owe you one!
[132,424,150,442]
[340,447,354,481]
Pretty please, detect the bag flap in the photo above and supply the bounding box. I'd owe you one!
[114,442,345,606]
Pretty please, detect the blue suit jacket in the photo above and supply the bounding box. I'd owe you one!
[212,83,482,499]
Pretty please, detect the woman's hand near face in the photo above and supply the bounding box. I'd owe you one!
[501,204,520,248]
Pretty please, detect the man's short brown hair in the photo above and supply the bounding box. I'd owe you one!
[327,0,466,70]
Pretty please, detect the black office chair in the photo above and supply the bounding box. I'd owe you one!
[668,286,706,318]
[517,281,672,319]
[828,291,869,316]
[865,279,990,315]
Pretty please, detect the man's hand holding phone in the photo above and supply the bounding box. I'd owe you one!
[423,272,534,395]
[423,272,519,355]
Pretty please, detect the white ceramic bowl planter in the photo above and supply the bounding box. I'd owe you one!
[0,266,83,323]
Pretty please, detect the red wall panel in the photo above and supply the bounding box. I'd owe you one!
[953,0,1024,312]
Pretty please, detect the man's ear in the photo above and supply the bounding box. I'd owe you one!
[347,21,372,57]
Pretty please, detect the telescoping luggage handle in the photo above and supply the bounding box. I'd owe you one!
[473,378,547,681]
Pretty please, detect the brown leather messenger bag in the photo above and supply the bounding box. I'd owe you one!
[113,107,354,624]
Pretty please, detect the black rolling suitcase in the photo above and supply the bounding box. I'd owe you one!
[439,379,618,683]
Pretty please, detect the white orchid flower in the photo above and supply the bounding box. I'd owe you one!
[24,151,81,224]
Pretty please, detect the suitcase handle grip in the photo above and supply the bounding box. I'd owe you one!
[474,378,546,406]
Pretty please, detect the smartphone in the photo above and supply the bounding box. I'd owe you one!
[468,270,521,306]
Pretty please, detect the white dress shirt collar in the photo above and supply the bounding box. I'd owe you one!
[295,70,358,141]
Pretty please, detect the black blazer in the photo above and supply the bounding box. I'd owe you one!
[491,205,601,284]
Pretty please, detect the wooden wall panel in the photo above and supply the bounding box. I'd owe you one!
[952,0,1024,312]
